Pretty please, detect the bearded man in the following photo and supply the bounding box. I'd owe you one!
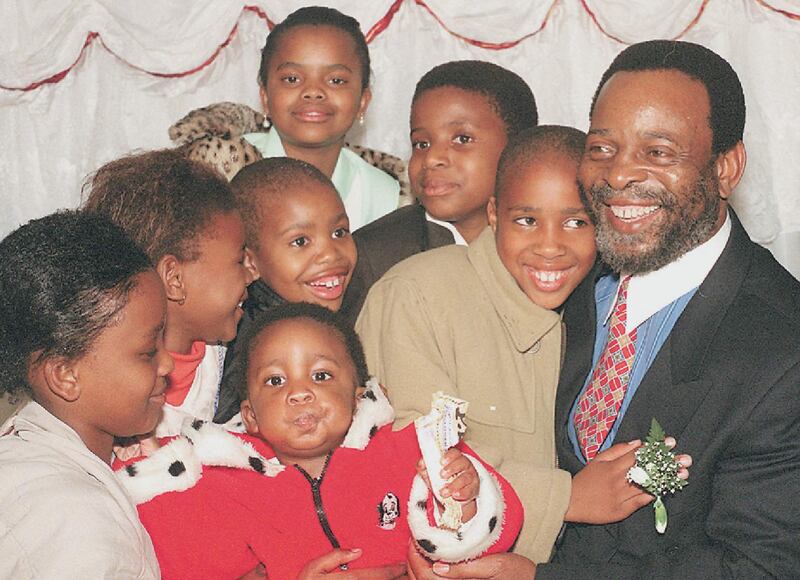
[548,40,800,579]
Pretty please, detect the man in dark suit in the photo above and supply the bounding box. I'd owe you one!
[543,40,800,578]
[406,39,799,580]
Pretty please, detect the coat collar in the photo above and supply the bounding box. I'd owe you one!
[468,228,560,353]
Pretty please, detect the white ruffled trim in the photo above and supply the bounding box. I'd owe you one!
[407,455,505,563]
[341,377,395,450]
[115,419,282,505]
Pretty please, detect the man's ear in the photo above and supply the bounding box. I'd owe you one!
[157,255,186,305]
[259,86,270,120]
[41,357,81,403]
[240,399,261,437]
[487,196,498,232]
[357,87,372,121]
[715,141,746,201]
[243,247,260,283]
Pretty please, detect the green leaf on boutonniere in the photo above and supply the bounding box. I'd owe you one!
[626,418,687,534]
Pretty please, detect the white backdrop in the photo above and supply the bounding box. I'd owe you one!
[1,0,799,277]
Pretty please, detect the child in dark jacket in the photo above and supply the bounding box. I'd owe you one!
[117,303,523,579]
[344,60,538,320]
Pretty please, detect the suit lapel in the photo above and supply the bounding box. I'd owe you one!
[556,264,602,473]
[615,213,754,443]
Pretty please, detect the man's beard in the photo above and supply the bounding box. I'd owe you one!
[581,167,722,275]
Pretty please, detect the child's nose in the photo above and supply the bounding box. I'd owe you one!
[423,141,449,168]
[302,81,325,101]
[287,387,314,405]
[533,227,567,259]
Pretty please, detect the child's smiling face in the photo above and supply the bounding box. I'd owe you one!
[76,271,173,441]
[241,317,359,472]
[409,87,508,241]
[249,181,356,311]
[261,25,370,155]
[489,152,597,310]
[180,211,250,344]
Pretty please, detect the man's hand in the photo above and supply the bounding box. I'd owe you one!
[407,542,534,579]
[299,548,407,579]
[565,437,692,524]
[565,439,651,523]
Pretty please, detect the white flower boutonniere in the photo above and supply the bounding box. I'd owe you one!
[626,418,687,534]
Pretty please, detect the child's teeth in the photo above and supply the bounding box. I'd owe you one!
[534,270,566,282]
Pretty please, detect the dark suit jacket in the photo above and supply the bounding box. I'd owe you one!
[342,204,454,325]
[539,213,800,579]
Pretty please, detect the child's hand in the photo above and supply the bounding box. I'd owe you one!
[416,448,479,523]
[113,433,160,461]
[298,548,407,579]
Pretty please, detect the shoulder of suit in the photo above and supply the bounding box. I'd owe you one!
[355,205,424,242]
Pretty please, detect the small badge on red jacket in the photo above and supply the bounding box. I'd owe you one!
[377,492,400,530]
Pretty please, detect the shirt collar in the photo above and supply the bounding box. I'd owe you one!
[425,213,468,246]
[604,212,732,331]
[244,129,352,201]
[469,228,560,352]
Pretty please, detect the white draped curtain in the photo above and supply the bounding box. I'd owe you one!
[1,0,798,277]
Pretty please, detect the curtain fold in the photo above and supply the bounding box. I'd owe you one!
[1,0,798,277]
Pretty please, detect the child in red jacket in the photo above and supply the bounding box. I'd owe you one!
[117,302,523,579]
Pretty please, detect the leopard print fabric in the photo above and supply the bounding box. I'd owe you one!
[169,102,412,204]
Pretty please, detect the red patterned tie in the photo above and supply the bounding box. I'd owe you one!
[574,276,637,460]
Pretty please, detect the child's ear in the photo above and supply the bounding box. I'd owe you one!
[157,255,186,305]
[243,247,260,282]
[487,196,499,232]
[357,87,372,121]
[259,86,270,120]
[41,357,81,403]
[240,399,261,437]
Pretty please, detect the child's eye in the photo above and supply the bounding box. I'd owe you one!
[332,227,350,239]
[312,371,332,382]
[141,350,157,361]
[281,74,300,84]
[411,140,430,151]
[290,236,310,248]
[453,134,474,145]
[564,218,589,229]
[265,375,285,387]
[514,216,536,227]
[328,77,347,86]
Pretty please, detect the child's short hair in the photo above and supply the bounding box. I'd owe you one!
[495,125,587,199]
[0,210,151,396]
[230,157,336,250]
[231,302,369,400]
[412,60,538,137]
[83,148,236,262]
[258,6,370,91]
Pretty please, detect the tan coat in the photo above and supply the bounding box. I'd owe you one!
[357,228,572,563]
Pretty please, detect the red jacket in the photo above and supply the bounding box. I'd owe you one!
[117,421,523,580]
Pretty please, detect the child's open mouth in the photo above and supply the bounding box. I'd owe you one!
[307,275,346,301]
